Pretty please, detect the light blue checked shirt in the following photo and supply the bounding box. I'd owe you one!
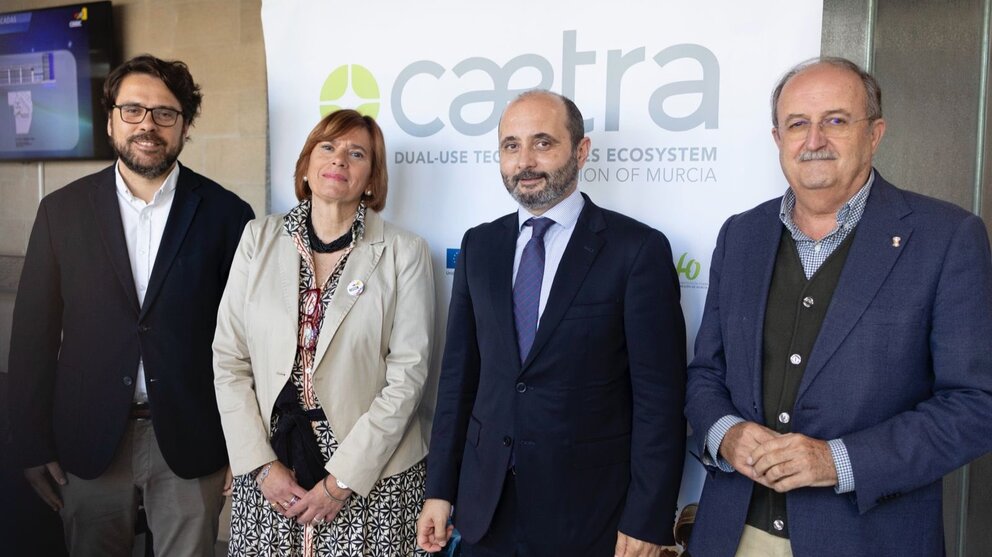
[704,172,875,495]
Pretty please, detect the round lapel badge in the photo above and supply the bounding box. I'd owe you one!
[347,279,365,297]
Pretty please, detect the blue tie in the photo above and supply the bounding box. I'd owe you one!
[513,217,555,363]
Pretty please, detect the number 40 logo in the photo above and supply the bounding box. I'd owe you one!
[676,253,701,280]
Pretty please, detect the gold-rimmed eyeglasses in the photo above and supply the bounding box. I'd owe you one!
[779,116,874,140]
[299,288,322,352]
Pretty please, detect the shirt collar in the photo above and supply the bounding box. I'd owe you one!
[779,169,875,241]
[517,188,585,232]
[114,161,180,205]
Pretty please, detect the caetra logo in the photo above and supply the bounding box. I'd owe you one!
[316,32,719,137]
[319,65,380,118]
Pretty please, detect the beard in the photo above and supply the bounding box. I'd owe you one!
[112,131,183,179]
[502,152,579,211]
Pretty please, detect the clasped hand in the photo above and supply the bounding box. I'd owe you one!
[719,422,838,492]
[257,461,351,524]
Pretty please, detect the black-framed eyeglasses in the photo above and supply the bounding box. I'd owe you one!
[113,104,183,127]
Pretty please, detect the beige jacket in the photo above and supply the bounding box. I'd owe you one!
[213,209,436,496]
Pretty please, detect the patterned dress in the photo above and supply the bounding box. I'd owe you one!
[228,200,428,557]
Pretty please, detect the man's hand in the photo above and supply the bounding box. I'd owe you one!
[615,531,664,557]
[719,421,779,476]
[24,461,67,511]
[749,432,838,492]
[416,498,454,553]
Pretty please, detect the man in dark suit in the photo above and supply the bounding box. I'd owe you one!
[7,54,253,556]
[685,57,992,556]
[417,90,687,556]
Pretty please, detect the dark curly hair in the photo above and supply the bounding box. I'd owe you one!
[102,54,203,127]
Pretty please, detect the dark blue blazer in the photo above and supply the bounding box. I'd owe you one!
[425,194,687,554]
[685,173,992,556]
[8,164,253,480]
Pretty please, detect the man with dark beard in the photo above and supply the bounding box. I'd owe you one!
[7,54,253,556]
[417,90,687,556]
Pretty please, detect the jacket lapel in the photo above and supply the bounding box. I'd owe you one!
[521,196,604,372]
[277,224,303,323]
[311,210,386,371]
[740,202,784,419]
[89,166,140,314]
[489,214,522,366]
[797,177,913,400]
[140,165,200,318]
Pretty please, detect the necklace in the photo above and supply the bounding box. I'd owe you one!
[307,212,353,253]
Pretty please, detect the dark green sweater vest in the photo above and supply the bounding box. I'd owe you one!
[744,227,856,538]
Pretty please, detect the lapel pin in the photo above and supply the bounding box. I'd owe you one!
[891,236,902,248]
[346,279,365,297]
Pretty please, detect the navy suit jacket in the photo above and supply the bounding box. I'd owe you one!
[425,194,687,554]
[685,173,992,556]
[8,164,253,480]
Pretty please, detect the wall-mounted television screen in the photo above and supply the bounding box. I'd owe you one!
[0,1,116,161]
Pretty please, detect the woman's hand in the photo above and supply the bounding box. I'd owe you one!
[285,474,353,525]
[257,461,308,517]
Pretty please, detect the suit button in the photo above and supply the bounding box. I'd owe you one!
[123,376,133,386]
[138,325,150,332]
[778,412,790,424]
[789,353,802,365]
[773,519,785,531]
[515,382,527,393]
[503,436,512,447]
[802,296,814,308]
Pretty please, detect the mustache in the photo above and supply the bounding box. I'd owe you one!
[798,150,838,161]
[128,132,164,145]
[512,170,548,184]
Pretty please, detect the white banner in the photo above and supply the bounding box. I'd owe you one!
[263,1,822,551]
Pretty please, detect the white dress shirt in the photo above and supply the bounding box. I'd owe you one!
[512,188,585,326]
[114,161,179,403]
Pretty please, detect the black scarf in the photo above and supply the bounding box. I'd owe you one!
[270,382,328,490]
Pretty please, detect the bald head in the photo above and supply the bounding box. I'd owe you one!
[771,57,882,128]
[502,90,586,151]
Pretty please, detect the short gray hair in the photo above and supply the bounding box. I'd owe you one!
[770,56,882,127]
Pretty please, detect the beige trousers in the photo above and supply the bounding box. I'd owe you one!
[59,419,226,557]
[735,525,794,557]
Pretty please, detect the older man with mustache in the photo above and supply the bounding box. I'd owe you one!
[8,54,253,556]
[685,57,992,556]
